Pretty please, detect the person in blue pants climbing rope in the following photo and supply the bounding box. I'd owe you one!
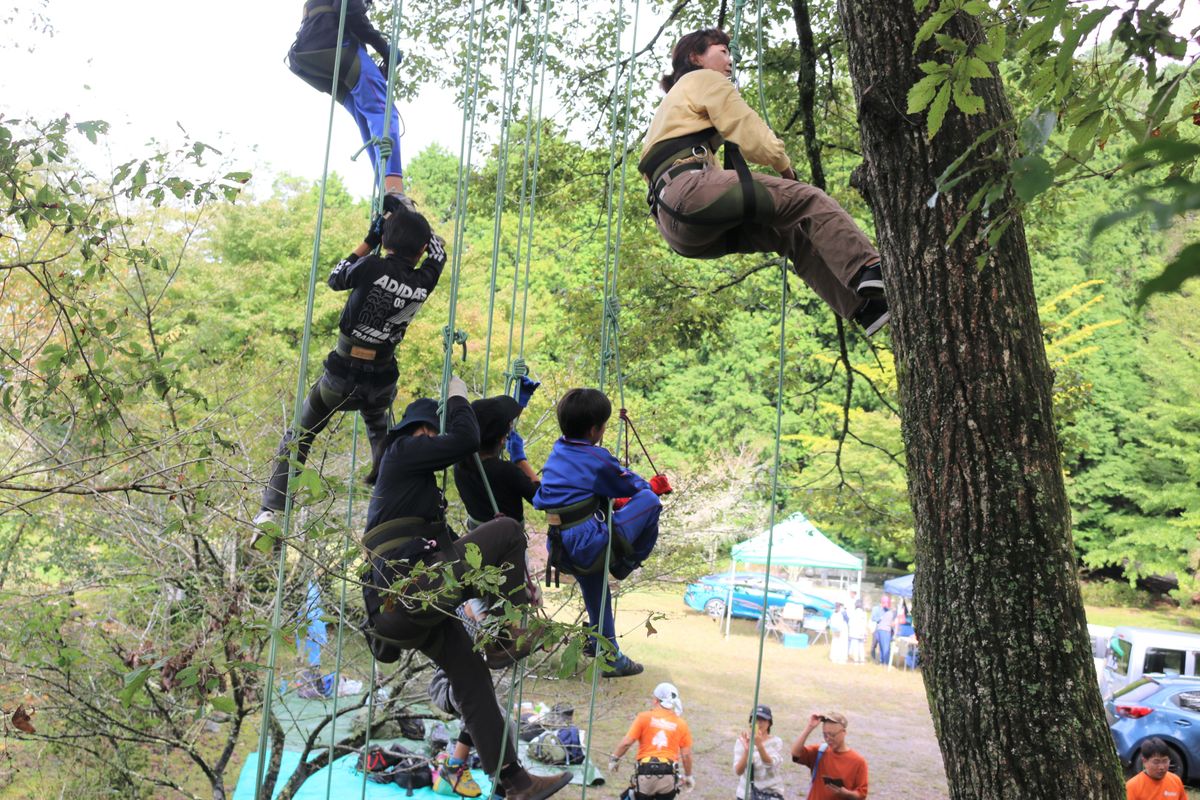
[287,0,411,208]
[533,388,671,678]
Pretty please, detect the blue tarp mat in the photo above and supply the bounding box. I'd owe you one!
[233,744,604,799]
[232,751,495,800]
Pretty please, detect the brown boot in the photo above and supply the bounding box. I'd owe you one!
[500,768,572,800]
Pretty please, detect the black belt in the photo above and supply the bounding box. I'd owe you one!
[363,516,455,560]
[543,497,608,587]
[336,333,395,363]
[636,759,676,776]
[652,161,707,194]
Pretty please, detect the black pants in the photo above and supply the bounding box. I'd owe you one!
[261,368,395,512]
[367,518,530,772]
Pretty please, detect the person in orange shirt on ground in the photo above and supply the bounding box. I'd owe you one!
[1126,738,1185,800]
[791,711,868,800]
[608,683,695,799]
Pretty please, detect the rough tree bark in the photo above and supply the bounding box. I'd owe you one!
[835,3,1125,799]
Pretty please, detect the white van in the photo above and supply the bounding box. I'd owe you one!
[1101,626,1200,698]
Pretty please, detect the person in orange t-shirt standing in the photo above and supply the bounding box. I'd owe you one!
[609,683,695,799]
[791,711,868,800]
[1126,738,1185,800]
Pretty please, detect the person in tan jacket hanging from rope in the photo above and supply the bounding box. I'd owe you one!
[639,28,889,336]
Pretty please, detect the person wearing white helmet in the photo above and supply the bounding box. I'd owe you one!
[608,682,695,799]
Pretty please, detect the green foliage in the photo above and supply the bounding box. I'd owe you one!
[1079,579,1156,610]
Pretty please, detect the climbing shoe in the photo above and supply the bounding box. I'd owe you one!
[852,263,885,298]
[434,763,483,798]
[384,191,417,214]
[854,297,890,337]
[500,768,572,800]
[602,654,644,678]
[253,509,276,527]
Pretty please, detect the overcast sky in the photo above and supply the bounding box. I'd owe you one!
[0,0,462,199]
[1,1,1196,202]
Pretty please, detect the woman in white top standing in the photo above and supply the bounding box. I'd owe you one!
[733,704,786,800]
[847,600,868,664]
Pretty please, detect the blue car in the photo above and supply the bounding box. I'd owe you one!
[683,572,835,621]
[1106,674,1200,780]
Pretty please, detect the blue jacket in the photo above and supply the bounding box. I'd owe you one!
[533,437,650,566]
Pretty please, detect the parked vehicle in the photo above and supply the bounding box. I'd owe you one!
[1105,674,1200,780]
[1102,627,1200,698]
[682,573,835,621]
[1088,623,1113,686]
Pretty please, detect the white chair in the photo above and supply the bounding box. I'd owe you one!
[802,615,829,646]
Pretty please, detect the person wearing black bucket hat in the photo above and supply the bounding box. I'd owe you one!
[734,704,785,800]
[453,386,542,527]
[360,374,571,800]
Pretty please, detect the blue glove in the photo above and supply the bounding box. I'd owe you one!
[516,375,541,408]
[506,430,527,463]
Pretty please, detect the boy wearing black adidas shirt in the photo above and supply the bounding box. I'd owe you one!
[256,209,446,523]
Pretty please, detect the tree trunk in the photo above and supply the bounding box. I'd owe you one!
[834,4,1125,798]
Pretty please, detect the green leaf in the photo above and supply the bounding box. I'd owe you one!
[1011,155,1054,203]
[926,81,953,139]
[119,664,154,707]
[1015,0,1067,52]
[934,33,968,54]
[975,24,1007,61]
[175,665,200,688]
[964,57,991,78]
[907,73,947,114]
[953,91,985,115]
[960,0,987,14]
[918,60,951,74]
[1135,242,1200,308]
[1066,111,1103,158]
[210,695,237,714]
[914,9,954,48]
[292,466,323,500]
[464,542,482,570]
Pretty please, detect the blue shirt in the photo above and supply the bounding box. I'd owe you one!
[533,437,650,566]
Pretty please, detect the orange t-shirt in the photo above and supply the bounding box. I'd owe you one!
[1126,771,1185,800]
[794,745,869,800]
[626,708,693,762]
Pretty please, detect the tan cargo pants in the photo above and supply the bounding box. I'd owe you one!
[653,166,879,319]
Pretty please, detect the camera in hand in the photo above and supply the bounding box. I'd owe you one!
[822,776,844,787]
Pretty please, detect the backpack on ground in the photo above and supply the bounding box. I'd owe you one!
[556,725,585,765]
[529,730,568,765]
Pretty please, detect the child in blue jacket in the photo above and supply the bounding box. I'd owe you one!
[533,388,664,677]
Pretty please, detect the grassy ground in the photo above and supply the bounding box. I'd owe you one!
[5,586,1197,798]
[527,586,947,800]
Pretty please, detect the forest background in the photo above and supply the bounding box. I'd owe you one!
[1,0,1198,797]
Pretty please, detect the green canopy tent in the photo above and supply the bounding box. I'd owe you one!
[724,512,864,636]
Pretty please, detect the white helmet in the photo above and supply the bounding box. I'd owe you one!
[653,682,682,714]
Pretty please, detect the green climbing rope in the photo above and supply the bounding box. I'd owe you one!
[730,8,792,790]
[253,0,353,793]
[481,0,525,396]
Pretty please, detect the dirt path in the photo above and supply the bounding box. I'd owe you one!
[520,588,949,799]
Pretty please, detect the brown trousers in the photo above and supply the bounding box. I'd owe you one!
[653,167,879,319]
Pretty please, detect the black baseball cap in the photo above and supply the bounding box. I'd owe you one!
[754,704,773,722]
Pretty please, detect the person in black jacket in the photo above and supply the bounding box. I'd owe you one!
[255,209,444,525]
[360,377,572,800]
[453,377,541,527]
[287,0,408,199]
